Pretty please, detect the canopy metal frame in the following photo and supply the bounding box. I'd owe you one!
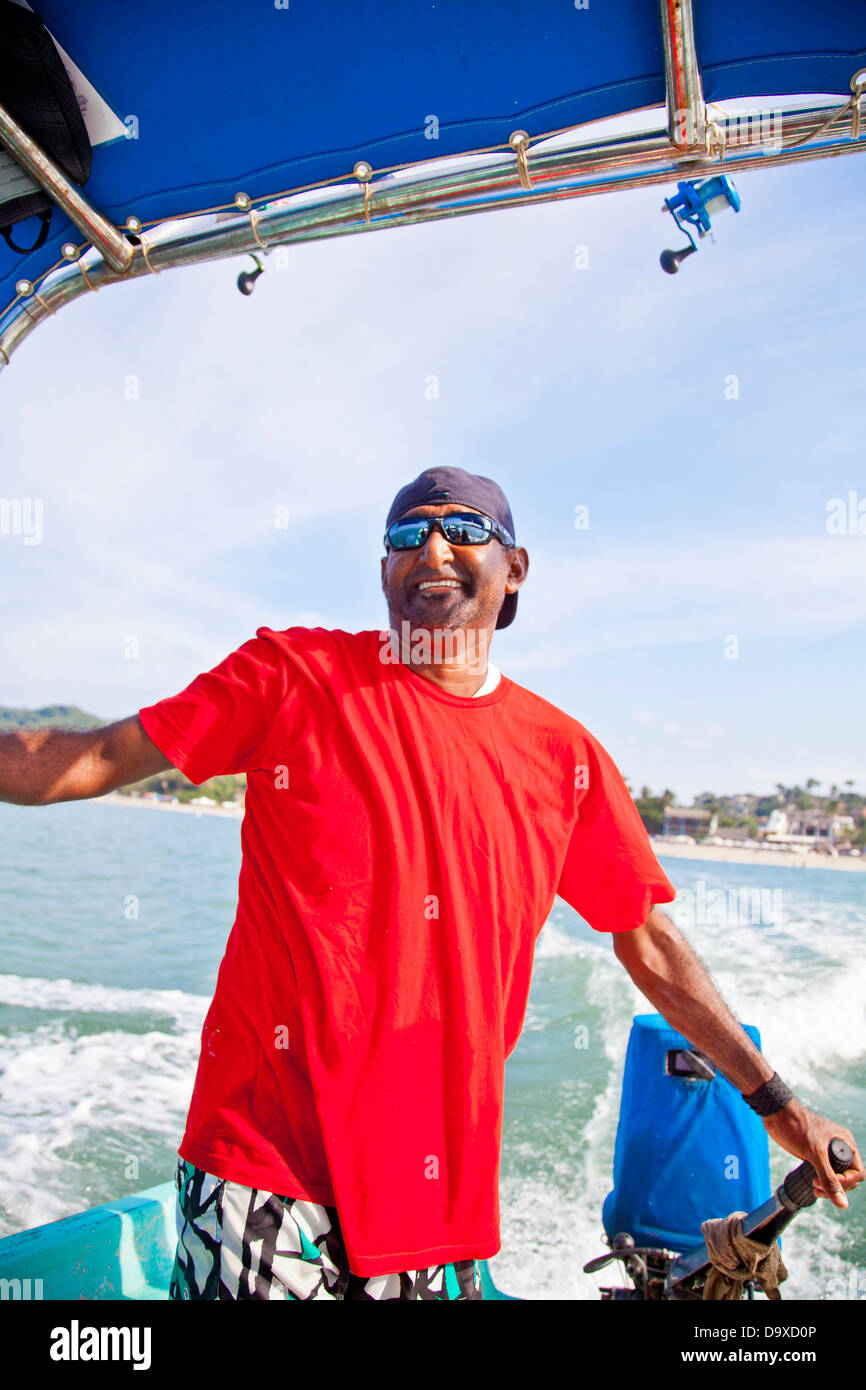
[1,0,864,372]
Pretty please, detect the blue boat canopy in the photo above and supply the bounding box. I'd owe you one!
[1,0,865,365]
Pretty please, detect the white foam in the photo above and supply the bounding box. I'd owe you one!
[670,918,866,1089]
[534,919,588,959]
[662,884,866,1088]
[0,972,210,1029]
[0,983,208,1236]
[490,1172,616,1300]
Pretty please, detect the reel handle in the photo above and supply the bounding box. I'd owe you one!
[781,1138,854,1210]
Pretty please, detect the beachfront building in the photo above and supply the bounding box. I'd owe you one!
[662,806,718,840]
[705,825,757,847]
[764,808,855,847]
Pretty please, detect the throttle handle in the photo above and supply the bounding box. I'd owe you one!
[782,1137,854,1210]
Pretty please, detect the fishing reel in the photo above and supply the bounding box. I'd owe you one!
[660,175,741,273]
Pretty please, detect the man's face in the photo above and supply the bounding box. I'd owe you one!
[380,502,528,634]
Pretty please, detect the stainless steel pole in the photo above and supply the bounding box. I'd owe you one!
[0,101,133,273]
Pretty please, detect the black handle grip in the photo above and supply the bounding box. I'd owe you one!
[782,1137,854,1210]
[829,1138,855,1173]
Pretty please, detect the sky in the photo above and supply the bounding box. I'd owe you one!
[1,114,865,805]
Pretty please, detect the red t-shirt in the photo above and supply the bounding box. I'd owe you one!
[137,626,675,1276]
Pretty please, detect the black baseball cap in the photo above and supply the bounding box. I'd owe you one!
[385,467,519,629]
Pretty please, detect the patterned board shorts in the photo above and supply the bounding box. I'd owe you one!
[170,1159,484,1301]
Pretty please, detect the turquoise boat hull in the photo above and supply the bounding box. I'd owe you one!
[0,1185,517,1300]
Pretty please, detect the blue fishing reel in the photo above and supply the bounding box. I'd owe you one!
[660,175,741,273]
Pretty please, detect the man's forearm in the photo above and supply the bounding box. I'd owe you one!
[613,907,775,1095]
[0,728,99,805]
[1,718,174,806]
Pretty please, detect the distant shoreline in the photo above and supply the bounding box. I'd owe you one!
[92,792,243,819]
[88,796,866,870]
[653,839,866,873]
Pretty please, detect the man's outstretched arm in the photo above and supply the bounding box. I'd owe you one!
[613,906,865,1208]
[0,716,173,806]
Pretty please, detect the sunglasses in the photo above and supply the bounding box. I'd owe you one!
[384,511,515,551]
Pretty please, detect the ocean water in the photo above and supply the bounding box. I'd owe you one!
[1,798,864,1300]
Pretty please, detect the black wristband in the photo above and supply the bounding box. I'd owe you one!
[742,1072,794,1116]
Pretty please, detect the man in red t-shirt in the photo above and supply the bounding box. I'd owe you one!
[2,467,862,1300]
